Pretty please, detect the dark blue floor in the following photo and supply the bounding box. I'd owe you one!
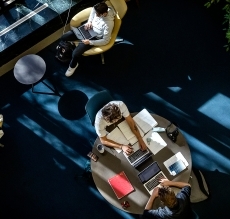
[0,0,230,218]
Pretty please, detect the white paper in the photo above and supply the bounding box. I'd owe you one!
[143,131,167,154]
[133,109,158,134]
[163,152,189,173]
[117,120,135,140]
[107,127,129,153]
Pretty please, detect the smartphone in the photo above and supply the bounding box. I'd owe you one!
[87,152,99,162]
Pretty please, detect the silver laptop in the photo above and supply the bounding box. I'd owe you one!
[123,142,152,168]
[138,161,167,195]
[72,24,98,40]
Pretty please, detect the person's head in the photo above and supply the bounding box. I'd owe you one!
[102,103,122,123]
[94,2,108,17]
[158,186,177,208]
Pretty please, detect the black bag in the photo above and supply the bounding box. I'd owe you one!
[55,41,76,63]
[166,122,179,142]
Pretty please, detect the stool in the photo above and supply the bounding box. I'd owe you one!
[14,54,59,96]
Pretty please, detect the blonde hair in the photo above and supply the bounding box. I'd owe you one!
[158,186,177,208]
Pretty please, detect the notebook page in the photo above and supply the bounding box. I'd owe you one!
[143,131,167,154]
[107,127,129,153]
[117,120,144,144]
[133,109,158,134]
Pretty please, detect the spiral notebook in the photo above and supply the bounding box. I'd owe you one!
[108,171,134,199]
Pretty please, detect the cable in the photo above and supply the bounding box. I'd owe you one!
[62,0,72,35]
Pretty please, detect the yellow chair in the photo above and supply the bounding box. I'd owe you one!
[70,0,127,64]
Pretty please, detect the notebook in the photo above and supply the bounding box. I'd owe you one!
[108,171,134,199]
[133,109,158,134]
[123,142,152,168]
[72,24,98,40]
[138,161,167,195]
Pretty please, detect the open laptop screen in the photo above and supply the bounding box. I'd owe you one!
[138,162,161,183]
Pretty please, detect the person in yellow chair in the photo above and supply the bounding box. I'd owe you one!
[61,2,115,77]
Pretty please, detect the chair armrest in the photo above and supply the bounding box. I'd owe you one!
[70,7,92,27]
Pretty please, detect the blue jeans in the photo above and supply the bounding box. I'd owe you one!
[60,30,93,68]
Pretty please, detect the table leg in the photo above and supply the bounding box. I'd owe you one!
[32,81,61,96]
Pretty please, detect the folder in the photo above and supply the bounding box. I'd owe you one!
[108,171,134,199]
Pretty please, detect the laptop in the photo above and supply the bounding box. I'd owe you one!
[168,159,186,176]
[123,142,152,168]
[72,24,98,40]
[138,161,167,195]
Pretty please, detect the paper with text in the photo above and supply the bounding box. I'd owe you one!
[133,109,158,134]
[107,127,129,153]
[117,120,144,142]
[143,131,167,154]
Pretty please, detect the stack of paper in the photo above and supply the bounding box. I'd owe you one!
[143,131,167,154]
[133,109,158,134]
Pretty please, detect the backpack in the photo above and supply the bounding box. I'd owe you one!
[55,41,76,63]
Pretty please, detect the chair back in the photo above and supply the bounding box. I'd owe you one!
[85,90,113,125]
[107,0,127,19]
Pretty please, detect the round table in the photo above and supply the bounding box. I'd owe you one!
[14,54,46,85]
[91,114,192,214]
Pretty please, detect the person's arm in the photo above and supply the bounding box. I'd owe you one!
[160,179,191,188]
[145,187,159,210]
[99,136,133,155]
[125,115,148,151]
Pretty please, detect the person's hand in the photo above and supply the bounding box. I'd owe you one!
[159,178,170,186]
[151,187,159,197]
[84,22,92,30]
[139,138,148,151]
[121,145,133,155]
[82,39,90,45]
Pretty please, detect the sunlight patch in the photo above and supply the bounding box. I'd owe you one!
[17,115,87,169]
[182,130,230,174]
[168,87,182,92]
[198,93,230,129]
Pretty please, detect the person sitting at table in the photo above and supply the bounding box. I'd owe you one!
[94,101,147,155]
[142,179,192,219]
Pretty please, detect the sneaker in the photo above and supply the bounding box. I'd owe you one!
[65,63,79,77]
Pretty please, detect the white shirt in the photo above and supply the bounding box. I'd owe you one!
[94,101,130,137]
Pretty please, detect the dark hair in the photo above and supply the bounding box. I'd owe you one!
[158,186,177,208]
[102,103,121,123]
[94,2,108,15]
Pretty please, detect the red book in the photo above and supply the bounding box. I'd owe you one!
[108,171,134,199]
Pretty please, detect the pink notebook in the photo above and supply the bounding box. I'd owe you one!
[108,171,134,199]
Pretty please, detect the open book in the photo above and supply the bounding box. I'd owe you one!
[107,127,129,153]
[117,120,144,145]
[133,109,158,134]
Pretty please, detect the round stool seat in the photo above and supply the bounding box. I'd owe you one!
[14,54,46,85]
